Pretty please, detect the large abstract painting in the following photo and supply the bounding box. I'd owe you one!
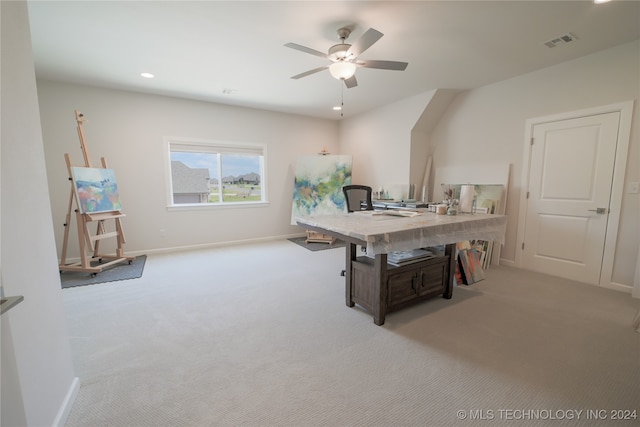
[71,167,122,214]
[291,155,352,224]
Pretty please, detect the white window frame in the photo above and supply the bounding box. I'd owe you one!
[164,136,268,210]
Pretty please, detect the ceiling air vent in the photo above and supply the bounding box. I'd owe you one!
[544,33,577,48]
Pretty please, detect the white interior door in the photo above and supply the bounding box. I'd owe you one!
[522,112,620,284]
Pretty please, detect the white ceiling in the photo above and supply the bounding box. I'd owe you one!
[27,1,640,120]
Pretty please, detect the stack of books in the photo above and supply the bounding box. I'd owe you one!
[368,247,440,267]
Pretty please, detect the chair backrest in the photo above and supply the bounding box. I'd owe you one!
[343,185,373,212]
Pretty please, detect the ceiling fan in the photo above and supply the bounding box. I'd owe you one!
[285,27,408,88]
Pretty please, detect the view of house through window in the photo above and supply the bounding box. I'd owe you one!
[167,139,266,205]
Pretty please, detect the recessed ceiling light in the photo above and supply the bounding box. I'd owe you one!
[594,0,611,3]
[140,72,154,79]
[333,106,342,111]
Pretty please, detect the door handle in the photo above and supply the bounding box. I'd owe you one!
[587,208,608,214]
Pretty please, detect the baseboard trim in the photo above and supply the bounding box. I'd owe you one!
[601,281,633,294]
[498,258,516,267]
[498,259,633,294]
[60,233,308,263]
[52,376,80,427]
[137,233,306,257]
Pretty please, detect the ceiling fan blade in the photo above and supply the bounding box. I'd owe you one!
[344,75,358,89]
[347,28,383,57]
[357,60,408,71]
[284,42,327,59]
[290,66,329,80]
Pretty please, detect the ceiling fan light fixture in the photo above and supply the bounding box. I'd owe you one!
[328,43,352,61]
[329,61,356,80]
[286,27,407,89]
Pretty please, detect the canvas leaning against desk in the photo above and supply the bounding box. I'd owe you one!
[296,211,507,325]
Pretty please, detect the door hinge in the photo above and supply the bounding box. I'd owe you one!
[522,242,525,250]
[526,191,530,199]
[530,137,534,146]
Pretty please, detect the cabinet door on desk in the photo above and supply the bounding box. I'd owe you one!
[418,262,447,296]
[387,269,419,307]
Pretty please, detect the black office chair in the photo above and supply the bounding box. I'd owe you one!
[343,185,374,212]
[340,185,373,277]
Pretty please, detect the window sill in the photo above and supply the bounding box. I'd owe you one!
[167,201,270,212]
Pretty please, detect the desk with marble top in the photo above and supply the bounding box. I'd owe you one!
[297,211,507,325]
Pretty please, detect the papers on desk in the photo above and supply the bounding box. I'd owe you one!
[367,248,440,267]
[371,210,420,218]
[388,249,436,266]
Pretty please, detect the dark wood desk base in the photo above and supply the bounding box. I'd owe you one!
[300,222,456,326]
[345,243,455,325]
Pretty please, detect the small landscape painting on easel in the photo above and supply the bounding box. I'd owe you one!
[71,167,122,213]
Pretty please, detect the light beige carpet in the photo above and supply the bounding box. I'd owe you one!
[62,240,640,426]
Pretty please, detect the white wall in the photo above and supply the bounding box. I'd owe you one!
[410,89,460,201]
[37,81,339,257]
[0,1,78,425]
[634,241,640,298]
[339,90,436,191]
[429,40,639,286]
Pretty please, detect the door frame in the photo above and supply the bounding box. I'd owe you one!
[515,101,634,291]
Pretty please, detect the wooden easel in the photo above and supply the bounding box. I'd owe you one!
[59,110,134,276]
[304,148,336,245]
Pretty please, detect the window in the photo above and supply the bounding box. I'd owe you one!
[166,138,266,207]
